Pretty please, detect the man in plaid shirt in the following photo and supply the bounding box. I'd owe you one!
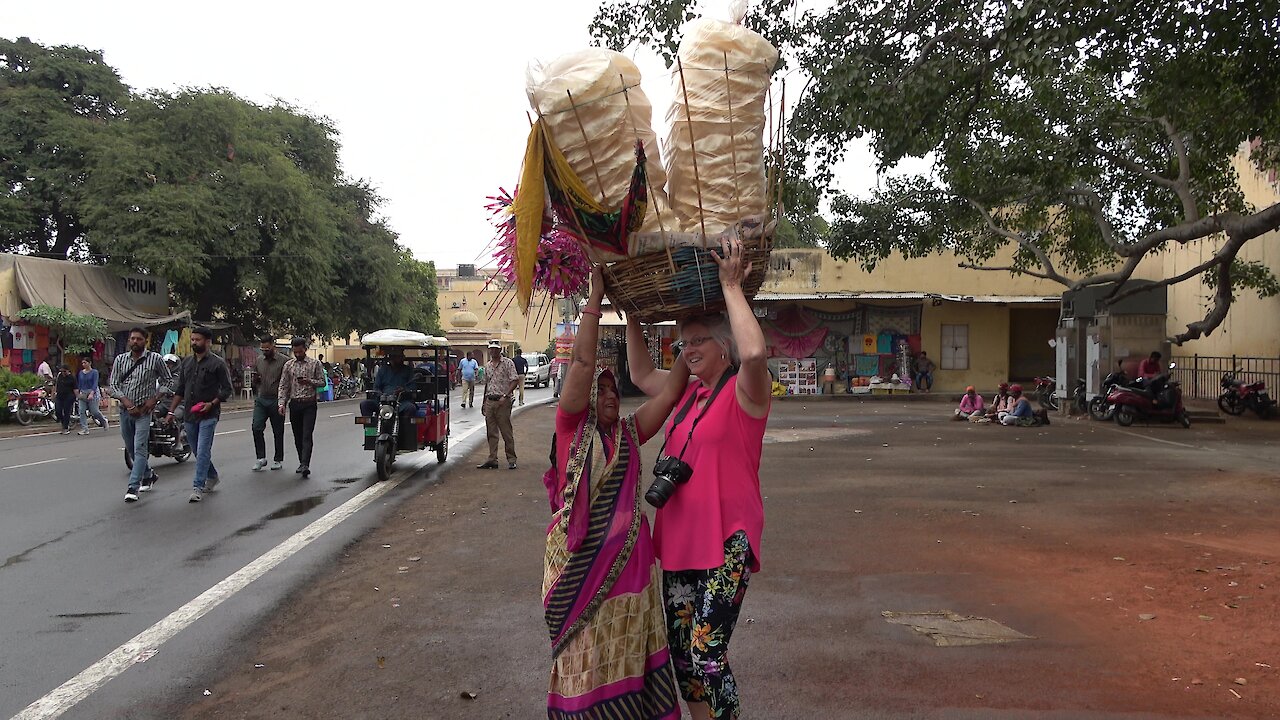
[477,342,520,470]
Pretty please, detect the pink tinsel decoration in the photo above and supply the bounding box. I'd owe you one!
[487,187,590,299]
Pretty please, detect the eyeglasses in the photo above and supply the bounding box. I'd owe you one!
[672,336,714,353]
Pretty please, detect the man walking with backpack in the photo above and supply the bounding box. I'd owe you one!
[167,327,233,503]
[108,327,171,502]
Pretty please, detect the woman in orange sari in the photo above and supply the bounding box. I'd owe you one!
[543,268,690,718]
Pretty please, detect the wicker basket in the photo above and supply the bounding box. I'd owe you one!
[602,235,771,325]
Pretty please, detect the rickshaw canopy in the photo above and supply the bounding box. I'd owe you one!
[361,329,450,348]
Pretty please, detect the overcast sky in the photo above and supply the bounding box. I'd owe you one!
[4,0,896,269]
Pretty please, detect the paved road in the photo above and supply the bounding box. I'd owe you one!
[0,389,551,719]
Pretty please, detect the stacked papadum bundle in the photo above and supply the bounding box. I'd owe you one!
[516,10,779,321]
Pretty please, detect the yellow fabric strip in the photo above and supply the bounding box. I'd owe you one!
[513,123,548,314]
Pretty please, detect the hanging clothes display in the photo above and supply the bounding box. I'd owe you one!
[876,330,895,354]
[161,330,179,355]
[177,328,192,356]
[763,305,829,359]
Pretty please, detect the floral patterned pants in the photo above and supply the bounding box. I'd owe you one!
[663,530,753,718]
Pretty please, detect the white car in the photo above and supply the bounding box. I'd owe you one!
[522,353,551,387]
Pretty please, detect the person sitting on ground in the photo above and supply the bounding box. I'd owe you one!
[987,382,1012,420]
[1001,384,1049,426]
[954,386,985,420]
[913,351,936,392]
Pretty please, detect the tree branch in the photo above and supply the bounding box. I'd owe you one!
[1103,234,1243,307]
[956,263,1061,282]
[1063,186,1122,252]
[1093,145,1177,188]
[1158,116,1199,222]
[894,31,955,86]
[1094,117,1199,222]
[967,198,1070,285]
[1170,262,1233,345]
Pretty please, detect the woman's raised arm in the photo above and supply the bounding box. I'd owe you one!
[626,316,669,397]
[712,235,771,418]
[560,267,607,415]
[634,354,691,441]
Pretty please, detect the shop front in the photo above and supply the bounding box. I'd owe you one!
[754,293,1061,395]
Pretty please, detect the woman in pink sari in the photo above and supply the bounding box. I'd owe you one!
[543,267,691,719]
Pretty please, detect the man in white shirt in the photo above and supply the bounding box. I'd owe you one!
[37,357,54,384]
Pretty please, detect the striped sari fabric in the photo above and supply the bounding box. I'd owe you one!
[542,396,679,719]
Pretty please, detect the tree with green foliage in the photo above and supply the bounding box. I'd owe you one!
[2,37,441,339]
[81,89,351,335]
[0,37,128,258]
[592,0,1280,343]
[14,305,108,353]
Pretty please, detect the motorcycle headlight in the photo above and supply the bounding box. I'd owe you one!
[379,406,395,420]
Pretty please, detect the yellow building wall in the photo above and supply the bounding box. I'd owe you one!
[920,303,1013,392]
[438,277,558,355]
[763,247,1068,296]
[1163,145,1280,357]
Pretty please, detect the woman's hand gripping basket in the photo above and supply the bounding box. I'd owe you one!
[602,217,773,324]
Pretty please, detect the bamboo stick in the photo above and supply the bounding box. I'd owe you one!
[619,72,674,274]
[776,80,787,223]
[723,51,742,222]
[676,57,709,243]
[764,84,776,228]
[565,90,609,205]
[615,76,669,318]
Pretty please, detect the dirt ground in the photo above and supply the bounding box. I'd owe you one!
[178,399,1280,719]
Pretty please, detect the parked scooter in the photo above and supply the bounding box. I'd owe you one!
[1034,376,1059,411]
[1106,363,1190,428]
[336,374,364,400]
[1217,369,1276,419]
[1088,366,1129,421]
[6,384,56,425]
[1071,378,1089,415]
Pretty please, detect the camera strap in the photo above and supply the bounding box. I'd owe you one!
[660,367,737,462]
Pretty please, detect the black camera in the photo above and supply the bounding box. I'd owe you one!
[645,455,693,508]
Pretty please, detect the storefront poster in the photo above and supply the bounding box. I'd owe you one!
[777,357,818,395]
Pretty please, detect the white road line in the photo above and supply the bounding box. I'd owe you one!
[2,457,67,471]
[13,398,551,720]
[1110,428,1202,450]
[329,412,352,418]
[214,429,246,437]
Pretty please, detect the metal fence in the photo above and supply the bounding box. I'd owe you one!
[1171,355,1280,400]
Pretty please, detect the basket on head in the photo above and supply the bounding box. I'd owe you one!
[602,217,772,324]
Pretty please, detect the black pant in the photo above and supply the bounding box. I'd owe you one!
[252,396,286,462]
[288,400,318,466]
[55,394,76,430]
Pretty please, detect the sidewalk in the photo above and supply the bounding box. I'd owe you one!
[179,401,1279,719]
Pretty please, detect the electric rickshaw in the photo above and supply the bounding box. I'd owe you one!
[356,329,451,481]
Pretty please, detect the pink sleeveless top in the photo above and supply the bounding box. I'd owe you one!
[652,375,767,572]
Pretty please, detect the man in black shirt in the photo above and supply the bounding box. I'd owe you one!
[167,327,233,503]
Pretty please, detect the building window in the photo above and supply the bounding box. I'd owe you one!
[940,324,969,370]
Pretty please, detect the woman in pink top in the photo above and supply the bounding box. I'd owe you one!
[542,268,691,719]
[626,235,772,720]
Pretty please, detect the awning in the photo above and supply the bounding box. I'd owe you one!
[753,291,1061,304]
[0,254,189,331]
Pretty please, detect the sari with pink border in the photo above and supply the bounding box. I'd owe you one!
[542,373,679,719]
